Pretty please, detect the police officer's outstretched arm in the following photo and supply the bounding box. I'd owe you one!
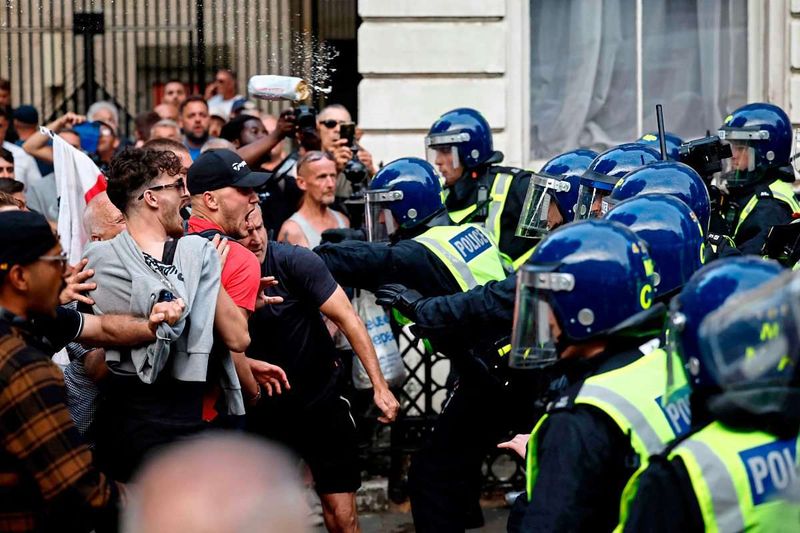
[314,240,395,291]
[376,274,516,335]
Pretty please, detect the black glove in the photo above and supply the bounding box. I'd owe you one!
[320,227,367,244]
[375,283,424,321]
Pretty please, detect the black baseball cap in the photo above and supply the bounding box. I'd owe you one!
[187,149,270,195]
[13,105,38,125]
[0,210,57,273]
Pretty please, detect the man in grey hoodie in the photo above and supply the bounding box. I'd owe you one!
[84,147,253,482]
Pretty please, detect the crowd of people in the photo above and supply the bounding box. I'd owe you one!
[0,63,799,533]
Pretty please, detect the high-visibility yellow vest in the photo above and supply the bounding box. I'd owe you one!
[734,180,800,237]
[526,348,691,500]
[664,422,798,532]
[450,170,513,227]
[412,224,507,291]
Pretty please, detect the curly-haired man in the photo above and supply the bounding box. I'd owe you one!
[83,147,253,481]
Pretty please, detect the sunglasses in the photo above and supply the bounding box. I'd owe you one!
[39,251,69,269]
[138,177,186,200]
[319,119,344,129]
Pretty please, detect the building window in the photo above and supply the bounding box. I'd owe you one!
[529,0,748,160]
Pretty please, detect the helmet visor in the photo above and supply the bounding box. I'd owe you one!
[574,182,612,221]
[516,173,572,238]
[364,189,402,242]
[718,128,765,187]
[425,132,467,172]
[510,265,575,369]
[600,194,621,216]
[698,271,800,394]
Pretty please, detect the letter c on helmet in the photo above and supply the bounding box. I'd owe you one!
[640,284,653,310]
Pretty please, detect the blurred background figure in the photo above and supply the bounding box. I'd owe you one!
[123,433,308,533]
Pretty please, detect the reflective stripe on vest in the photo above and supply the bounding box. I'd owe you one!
[447,172,514,239]
[511,244,537,271]
[413,224,507,292]
[449,204,476,224]
[526,348,691,501]
[487,172,513,242]
[735,180,800,237]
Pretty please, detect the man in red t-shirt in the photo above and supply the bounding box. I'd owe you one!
[186,148,288,406]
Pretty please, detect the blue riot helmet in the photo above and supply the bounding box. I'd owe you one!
[666,257,783,408]
[425,108,503,184]
[696,269,800,427]
[516,149,598,238]
[574,143,661,221]
[605,195,705,299]
[364,158,445,242]
[604,161,711,233]
[637,132,684,160]
[517,149,599,239]
[718,102,793,188]
[510,220,659,369]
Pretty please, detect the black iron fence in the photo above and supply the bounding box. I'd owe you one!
[0,0,307,138]
[352,325,526,500]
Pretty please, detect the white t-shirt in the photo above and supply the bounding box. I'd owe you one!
[207,93,243,121]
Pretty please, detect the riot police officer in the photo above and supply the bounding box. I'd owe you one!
[315,157,507,294]
[507,220,693,532]
[714,102,800,254]
[426,108,533,265]
[618,257,788,532]
[574,143,661,221]
[314,157,508,532]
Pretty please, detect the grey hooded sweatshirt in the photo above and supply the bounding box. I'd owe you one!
[83,230,244,416]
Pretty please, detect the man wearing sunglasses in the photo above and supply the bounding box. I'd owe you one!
[0,209,189,531]
[317,105,376,199]
[84,147,256,482]
[205,69,243,121]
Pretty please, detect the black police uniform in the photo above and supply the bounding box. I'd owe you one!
[315,239,462,296]
[405,273,548,533]
[446,165,532,262]
[620,453,704,532]
[408,274,517,344]
[508,341,654,533]
[316,235,512,532]
[714,171,796,255]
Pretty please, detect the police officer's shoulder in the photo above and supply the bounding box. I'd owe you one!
[490,164,528,177]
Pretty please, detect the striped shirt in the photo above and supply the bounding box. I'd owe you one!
[0,320,118,532]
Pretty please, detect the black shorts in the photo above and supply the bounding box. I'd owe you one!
[247,392,361,494]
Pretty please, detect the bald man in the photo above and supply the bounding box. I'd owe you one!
[83,191,126,242]
[123,434,307,533]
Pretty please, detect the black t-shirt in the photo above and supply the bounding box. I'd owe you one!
[247,242,340,406]
[29,305,85,354]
